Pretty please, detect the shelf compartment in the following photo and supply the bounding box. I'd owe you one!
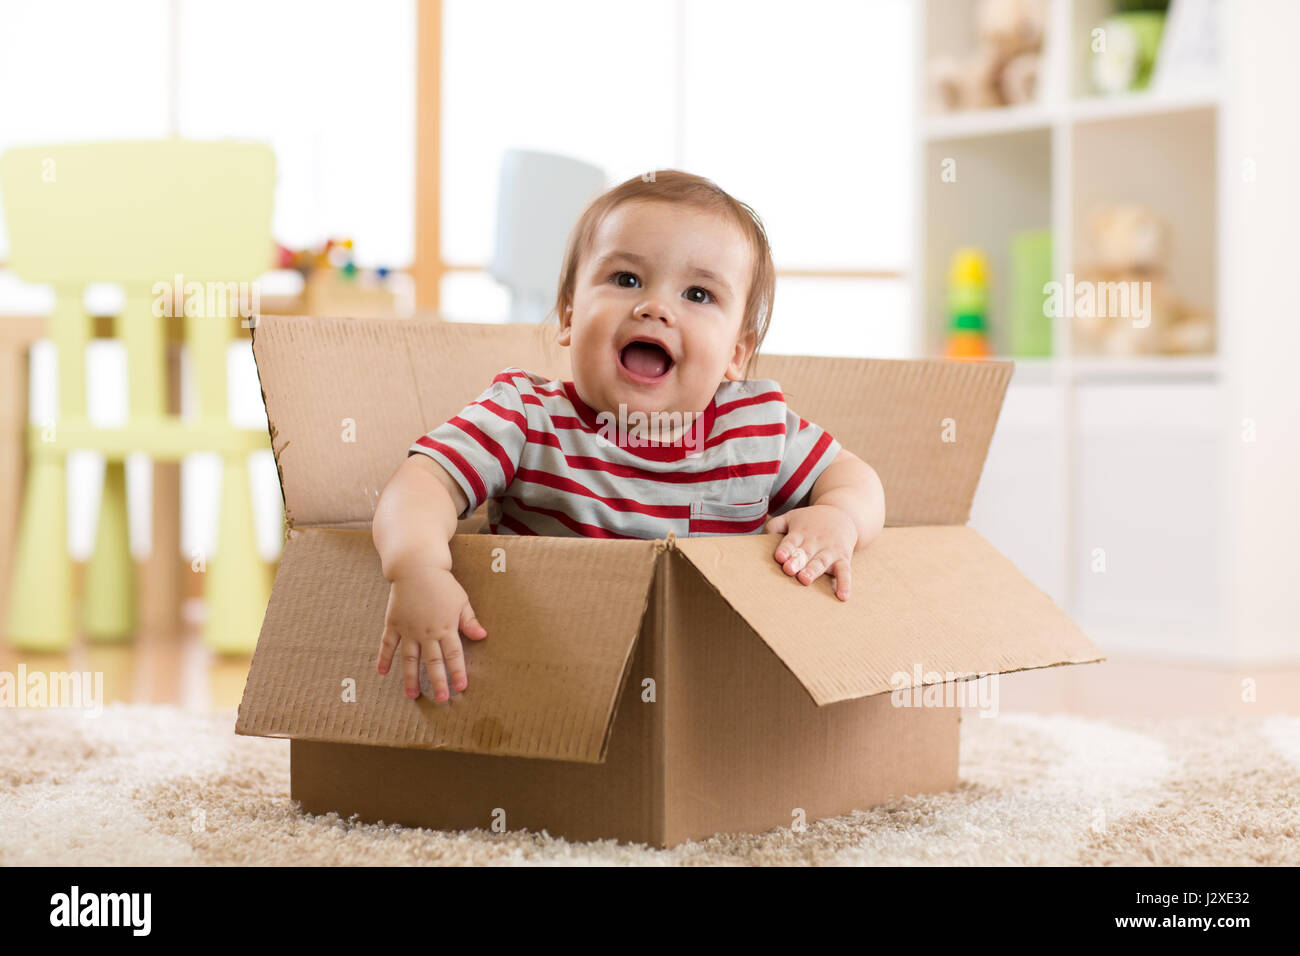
[1069,106,1217,359]
[922,128,1052,357]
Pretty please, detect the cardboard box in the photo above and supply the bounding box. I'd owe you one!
[235,316,1104,848]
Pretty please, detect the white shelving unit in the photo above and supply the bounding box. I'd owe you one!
[914,0,1300,665]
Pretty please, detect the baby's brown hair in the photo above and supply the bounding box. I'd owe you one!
[546,169,776,380]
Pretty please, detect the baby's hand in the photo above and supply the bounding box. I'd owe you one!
[764,505,858,601]
[376,566,487,701]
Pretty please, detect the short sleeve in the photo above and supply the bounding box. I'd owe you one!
[407,369,529,519]
[768,402,841,516]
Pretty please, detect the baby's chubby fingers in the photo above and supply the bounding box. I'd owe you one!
[830,557,852,601]
[377,623,399,675]
[460,602,487,642]
[767,504,858,595]
[402,638,429,700]
[377,585,403,675]
[780,542,811,577]
[434,603,487,696]
[796,549,836,586]
[428,601,489,698]
[765,515,806,569]
[766,516,794,561]
[434,634,463,698]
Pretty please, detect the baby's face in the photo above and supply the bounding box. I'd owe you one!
[558,199,753,430]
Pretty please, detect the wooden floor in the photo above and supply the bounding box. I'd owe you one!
[983,654,1300,719]
[0,600,249,711]
[2,597,1298,718]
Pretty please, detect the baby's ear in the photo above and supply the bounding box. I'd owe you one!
[556,304,573,346]
[724,329,757,381]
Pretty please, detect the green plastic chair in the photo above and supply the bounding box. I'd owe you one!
[1,140,276,654]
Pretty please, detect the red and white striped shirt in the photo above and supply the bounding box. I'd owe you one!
[408,367,841,539]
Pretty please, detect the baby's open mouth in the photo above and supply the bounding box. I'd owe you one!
[619,340,674,380]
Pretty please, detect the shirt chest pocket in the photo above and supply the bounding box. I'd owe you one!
[687,496,770,537]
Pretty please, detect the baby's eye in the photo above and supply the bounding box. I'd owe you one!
[611,272,713,304]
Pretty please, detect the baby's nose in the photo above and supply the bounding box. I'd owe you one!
[636,299,675,322]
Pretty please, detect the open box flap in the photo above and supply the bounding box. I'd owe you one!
[235,529,660,763]
[250,316,1008,532]
[673,528,1105,707]
[249,316,571,531]
[753,353,1013,526]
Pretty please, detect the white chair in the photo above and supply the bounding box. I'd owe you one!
[489,150,605,323]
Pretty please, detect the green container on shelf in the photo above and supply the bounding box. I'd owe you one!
[1009,229,1053,357]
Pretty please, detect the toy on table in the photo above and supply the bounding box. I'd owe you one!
[270,237,402,319]
[273,237,391,283]
[945,247,992,360]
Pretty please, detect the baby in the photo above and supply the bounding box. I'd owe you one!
[373,170,885,701]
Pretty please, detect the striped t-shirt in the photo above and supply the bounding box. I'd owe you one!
[408,367,841,539]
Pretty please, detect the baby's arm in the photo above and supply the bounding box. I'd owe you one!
[373,368,530,699]
[764,449,885,602]
[373,453,487,700]
[805,450,885,549]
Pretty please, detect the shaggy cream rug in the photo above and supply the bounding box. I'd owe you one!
[1,704,1297,866]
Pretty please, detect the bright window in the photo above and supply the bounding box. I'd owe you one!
[0,0,416,269]
[439,0,914,357]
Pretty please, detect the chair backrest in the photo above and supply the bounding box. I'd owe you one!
[489,149,605,323]
[0,139,275,285]
[0,139,276,423]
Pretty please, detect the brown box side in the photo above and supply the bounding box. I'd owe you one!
[289,560,669,847]
[661,550,960,847]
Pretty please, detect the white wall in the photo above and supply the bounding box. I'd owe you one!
[1224,0,1300,663]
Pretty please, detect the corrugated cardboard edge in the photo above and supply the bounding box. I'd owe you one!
[671,528,1106,707]
[592,534,678,763]
[235,530,664,764]
[249,317,293,532]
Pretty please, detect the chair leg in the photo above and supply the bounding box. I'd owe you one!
[203,453,268,655]
[137,457,182,638]
[84,457,135,642]
[5,455,75,650]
